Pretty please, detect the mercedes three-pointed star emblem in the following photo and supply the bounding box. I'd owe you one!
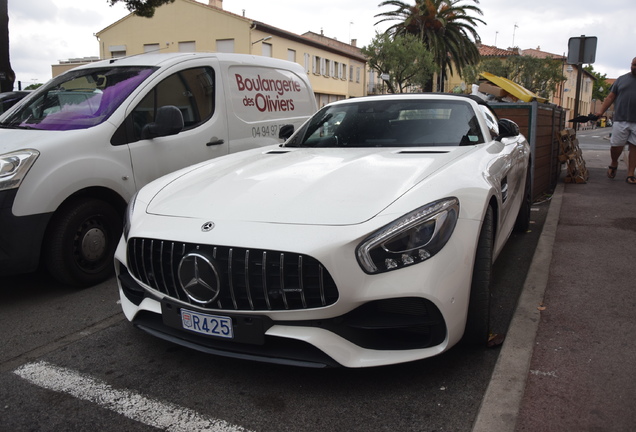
[177,252,220,304]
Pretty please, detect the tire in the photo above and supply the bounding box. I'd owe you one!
[514,165,532,233]
[463,206,494,345]
[44,198,122,287]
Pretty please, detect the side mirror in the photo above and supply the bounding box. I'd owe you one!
[141,106,184,140]
[279,124,295,140]
[497,118,520,140]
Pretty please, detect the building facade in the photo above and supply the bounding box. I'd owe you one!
[93,0,367,106]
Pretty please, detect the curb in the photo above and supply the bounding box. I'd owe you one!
[471,180,564,432]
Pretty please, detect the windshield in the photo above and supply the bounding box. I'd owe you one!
[0,66,156,131]
[285,99,485,148]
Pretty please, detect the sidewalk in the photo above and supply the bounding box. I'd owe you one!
[473,148,636,431]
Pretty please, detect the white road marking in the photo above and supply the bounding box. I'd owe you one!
[13,361,252,432]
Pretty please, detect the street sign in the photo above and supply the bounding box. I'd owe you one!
[567,36,597,64]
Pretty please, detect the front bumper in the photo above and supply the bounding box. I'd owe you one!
[114,216,480,368]
[118,263,447,367]
[0,189,51,276]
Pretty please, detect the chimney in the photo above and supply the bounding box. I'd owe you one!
[350,39,357,47]
[209,0,223,8]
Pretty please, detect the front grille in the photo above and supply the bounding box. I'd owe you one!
[126,238,339,311]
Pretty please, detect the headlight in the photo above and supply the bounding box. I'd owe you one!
[0,150,40,191]
[123,192,138,241]
[356,197,459,274]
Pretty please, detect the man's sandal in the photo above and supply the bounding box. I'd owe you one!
[607,166,618,179]
[626,176,636,184]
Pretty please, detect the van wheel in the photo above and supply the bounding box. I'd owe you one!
[463,206,494,345]
[44,198,122,287]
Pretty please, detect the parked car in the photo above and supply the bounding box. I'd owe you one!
[0,91,30,114]
[0,53,316,286]
[116,94,532,368]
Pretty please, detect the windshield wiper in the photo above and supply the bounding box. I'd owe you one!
[0,123,36,130]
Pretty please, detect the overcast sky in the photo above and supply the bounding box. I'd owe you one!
[7,0,636,88]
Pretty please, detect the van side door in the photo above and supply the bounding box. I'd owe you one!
[114,63,229,190]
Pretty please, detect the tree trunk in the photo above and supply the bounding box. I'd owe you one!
[0,0,15,92]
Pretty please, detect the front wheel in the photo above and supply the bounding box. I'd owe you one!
[44,198,122,287]
[463,206,494,345]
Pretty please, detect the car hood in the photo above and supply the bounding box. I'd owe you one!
[146,146,475,225]
[0,129,52,153]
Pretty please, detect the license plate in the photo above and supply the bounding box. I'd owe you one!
[180,309,234,339]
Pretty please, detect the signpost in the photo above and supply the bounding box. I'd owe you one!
[567,35,597,118]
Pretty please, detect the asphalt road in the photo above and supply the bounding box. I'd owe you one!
[3,127,610,431]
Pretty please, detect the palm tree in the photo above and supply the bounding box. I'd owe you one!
[375,0,485,91]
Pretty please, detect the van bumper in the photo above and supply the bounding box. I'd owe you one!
[0,189,51,276]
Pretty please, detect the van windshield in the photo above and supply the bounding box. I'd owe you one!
[0,66,156,131]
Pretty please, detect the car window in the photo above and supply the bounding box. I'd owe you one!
[0,67,156,131]
[127,67,215,143]
[479,105,499,138]
[287,99,484,148]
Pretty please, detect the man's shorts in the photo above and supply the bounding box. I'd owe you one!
[610,121,636,147]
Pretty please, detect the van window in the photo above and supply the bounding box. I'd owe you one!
[0,67,156,131]
[126,67,215,143]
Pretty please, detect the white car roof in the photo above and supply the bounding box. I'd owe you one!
[69,52,302,71]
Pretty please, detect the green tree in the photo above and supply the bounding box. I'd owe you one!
[107,0,174,18]
[375,0,484,90]
[362,32,435,93]
[24,82,43,90]
[584,65,610,101]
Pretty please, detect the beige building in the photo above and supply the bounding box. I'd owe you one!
[92,0,367,106]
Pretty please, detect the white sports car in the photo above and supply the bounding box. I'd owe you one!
[115,94,531,368]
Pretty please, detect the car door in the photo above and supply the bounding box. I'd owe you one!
[483,105,529,241]
[123,64,229,191]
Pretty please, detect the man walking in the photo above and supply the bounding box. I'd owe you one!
[596,57,636,184]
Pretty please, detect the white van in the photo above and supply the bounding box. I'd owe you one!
[0,52,317,286]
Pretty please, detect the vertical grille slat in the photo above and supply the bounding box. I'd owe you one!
[298,255,307,309]
[245,250,254,310]
[149,240,157,289]
[127,238,338,311]
[279,253,289,310]
[319,264,326,306]
[262,251,271,310]
[228,248,238,309]
[140,239,149,286]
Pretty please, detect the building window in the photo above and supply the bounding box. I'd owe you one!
[325,59,331,77]
[261,42,272,57]
[216,39,235,53]
[349,65,354,82]
[109,45,126,58]
[144,43,160,53]
[341,63,347,80]
[313,56,320,75]
[356,67,361,83]
[179,41,196,52]
[288,49,296,63]
[304,53,311,73]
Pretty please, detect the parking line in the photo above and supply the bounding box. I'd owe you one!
[14,361,252,432]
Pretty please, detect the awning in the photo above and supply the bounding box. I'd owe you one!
[479,72,548,103]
